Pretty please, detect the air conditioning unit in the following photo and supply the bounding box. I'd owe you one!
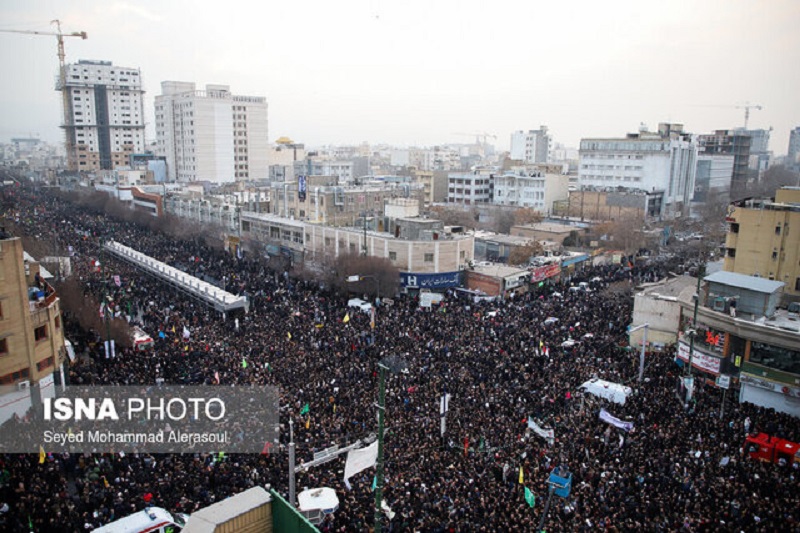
[17,380,30,390]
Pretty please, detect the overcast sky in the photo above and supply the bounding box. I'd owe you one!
[2,0,799,154]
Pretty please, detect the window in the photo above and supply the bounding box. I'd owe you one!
[730,223,739,234]
[424,253,434,263]
[34,326,47,342]
[54,316,60,329]
[0,338,7,355]
[772,250,778,260]
[775,226,781,235]
[36,357,54,372]
[796,277,800,291]
[727,248,736,258]
[389,251,397,261]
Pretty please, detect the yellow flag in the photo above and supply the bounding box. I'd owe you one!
[171,325,176,333]
[287,332,292,340]
[518,466,524,484]
[103,476,109,488]
[333,404,336,414]
[39,445,46,464]
[305,417,310,429]
[343,313,350,324]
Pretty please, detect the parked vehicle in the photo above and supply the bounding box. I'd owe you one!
[91,507,188,533]
[745,433,800,466]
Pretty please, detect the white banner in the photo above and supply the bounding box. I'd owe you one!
[344,441,379,486]
[676,342,721,375]
[599,408,634,432]
[527,418,555,445]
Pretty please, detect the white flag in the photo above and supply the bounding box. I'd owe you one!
[599,408,634,432]
[183,326,191,340]
[527,417,555,445]
[440,393,451,415]
[344,441,379,486]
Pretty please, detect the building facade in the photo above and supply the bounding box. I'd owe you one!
[0,234,65,390]
[447,169,493,205]
[788,127,800,173]
[155,82,268,184]
[59,60,146,171]
[492,169,570,213]
[697,130,751,197]
[510,127,552,164]
[693,154,735,203]
[579,123,698,217]
[724,187,800,298]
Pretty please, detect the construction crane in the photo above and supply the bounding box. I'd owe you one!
[692,102,763,129]
[0,20,88,169]
[453,131,498,146]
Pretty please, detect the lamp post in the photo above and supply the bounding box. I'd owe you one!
[374,355,407,533]
[685,267,704,378]
[628,323,650,382]
[99,236,112,359]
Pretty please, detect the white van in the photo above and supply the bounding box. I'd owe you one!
[91,507,188,533]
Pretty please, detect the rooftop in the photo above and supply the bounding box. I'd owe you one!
[705,271,784,294]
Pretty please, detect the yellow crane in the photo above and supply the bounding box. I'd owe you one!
[0,20,88,169]
[693,102,763,129]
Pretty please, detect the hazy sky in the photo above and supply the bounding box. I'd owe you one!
[2,0,799,153]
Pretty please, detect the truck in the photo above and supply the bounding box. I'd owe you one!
[745,433,800,466]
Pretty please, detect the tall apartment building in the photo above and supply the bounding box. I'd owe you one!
[788,127,800,172]
[737,128,771,173]
[697,130,751,198]
[724,187,800,298]
[0,233,65,392]
[58,60,146,171]
[579,123,698,217]
[155,82,268,184]
[510,127,552,164]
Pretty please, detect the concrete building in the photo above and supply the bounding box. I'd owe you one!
[579,123,698,217]
[510,127,552,164]
[697,130,751,198]
[724,187,800,299]
[294,159,353,184]
[693,153,735,203]
[269,176,424,227]
[511,221,589,245]
[675,271,800,417]
[492,168,570,213]
[59,60,146,171]
[447,168,494,205]
[0,233,66,420]
[629,275,697,350]
[554,187,662,222]
[788,127,800,173]
[410,169,448,205]
[738,128,771,173]
[155,82,268,184]
[240,212,473,288]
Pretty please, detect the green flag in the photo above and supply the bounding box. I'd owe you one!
[29,515,34,532]
[241,358,248,369]
[372,476,377,491]
[300,403,310,416]
[524,486,535,508]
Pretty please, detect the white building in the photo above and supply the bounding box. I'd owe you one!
[493,169,570,214]
[579,123,698,217]
[155,82,268,184]
[510,127,552,164]
[59,60,146,171]
[447,168,494,205]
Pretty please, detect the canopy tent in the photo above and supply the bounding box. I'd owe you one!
[579,378,632,405]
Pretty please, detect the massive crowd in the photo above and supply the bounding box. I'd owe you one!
[1,184,799,532]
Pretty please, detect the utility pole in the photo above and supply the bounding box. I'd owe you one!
[99,237,112,359]
[374,363,388,533]
[628,323,650,382]
[288,418,296,506]
[685,268,704,378]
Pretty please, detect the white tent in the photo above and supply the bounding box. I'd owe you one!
[298,487,339,514]
[579,378,632,405]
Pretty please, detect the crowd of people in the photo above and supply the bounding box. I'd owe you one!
[1,184,799,532]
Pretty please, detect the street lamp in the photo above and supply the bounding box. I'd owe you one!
[374,354,407,533]
[628,323,650,382]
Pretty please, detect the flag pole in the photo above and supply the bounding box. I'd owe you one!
[288,418,296,507]
[374,363,388,533]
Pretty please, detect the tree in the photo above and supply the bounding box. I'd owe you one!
[592,216,648,253]
[747,165,800,198]
[329,252,400,298]
[507,242,544,266]
[514,207,543,227]
[429,206,478,229]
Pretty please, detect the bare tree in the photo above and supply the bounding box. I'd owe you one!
[330,252,400,298]
[508,242,544,266]
[514,207,543,227]
[429,205,478,229]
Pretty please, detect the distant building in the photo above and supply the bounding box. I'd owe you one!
[155,82,268,183]
[788,127,800,173]
[579,123,698,217]
[447,168,494,205]
[492,167,570,213]
[629,275,697,350]
[59,60,146,171]
[724,187,800,298]
[697,130,751,198]
[693,153,734,203]
[737,128,771,173]
[510,127,552,164]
